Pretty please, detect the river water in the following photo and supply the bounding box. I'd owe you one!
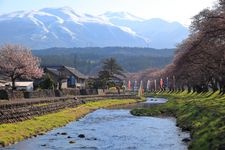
[3,98,190,150]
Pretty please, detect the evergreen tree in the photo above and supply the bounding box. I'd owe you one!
[102,57,125,78]
[97,58,125,89]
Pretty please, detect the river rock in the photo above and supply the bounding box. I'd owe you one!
[38,132,45,135]
[67,136,72,139]
[61,132,67,135]
[49,138,56,141]
[182,138,191,143]
[182,127,191,132]
[69,140,76,144]
[78,134,85,138]
[86,137,97,141]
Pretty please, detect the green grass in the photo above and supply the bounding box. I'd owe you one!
[131,91,225,150]
[0,98,142,146]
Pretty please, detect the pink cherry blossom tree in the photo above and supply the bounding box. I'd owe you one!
[0,44,43,90]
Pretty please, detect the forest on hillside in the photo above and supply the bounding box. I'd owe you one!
[33,47,174,74]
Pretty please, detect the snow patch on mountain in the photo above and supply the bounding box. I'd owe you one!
[0,7,189,49]
[102,11,144,21]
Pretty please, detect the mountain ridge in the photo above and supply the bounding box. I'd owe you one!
[0,7,189,49]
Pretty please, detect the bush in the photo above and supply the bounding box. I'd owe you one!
[39,74,55,89]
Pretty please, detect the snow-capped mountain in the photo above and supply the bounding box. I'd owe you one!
[101,11,144,22]
[101,12,189,48]
[0,7,189,49]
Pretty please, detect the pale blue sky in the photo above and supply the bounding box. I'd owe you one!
[0,0,217,25]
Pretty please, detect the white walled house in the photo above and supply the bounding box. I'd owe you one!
[7,82,34,91]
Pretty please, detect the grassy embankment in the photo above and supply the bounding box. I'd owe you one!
[131,91,225,150]
[0,98,143,146]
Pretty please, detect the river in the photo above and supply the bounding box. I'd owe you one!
[3,98,190,150]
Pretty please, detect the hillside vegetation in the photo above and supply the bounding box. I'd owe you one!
[33,47,174,74]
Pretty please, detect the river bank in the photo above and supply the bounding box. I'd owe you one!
[0,98,143,147]
[131,91,225,150]
[5,108,189,150]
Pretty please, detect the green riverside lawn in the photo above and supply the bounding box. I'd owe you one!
[131,91,225,150]
[0,98,143,147]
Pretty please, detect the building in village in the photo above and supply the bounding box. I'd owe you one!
[0,65,87,91]
[44,66,88,89]
[0,75,33,91]
[110,75,125,86]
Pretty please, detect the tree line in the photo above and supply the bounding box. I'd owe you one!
[142,0,225,93]
[33,47,174,74]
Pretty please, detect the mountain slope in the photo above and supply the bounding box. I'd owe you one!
[0,7,148,49]
[101,12,189,48]
[0,8,189,49]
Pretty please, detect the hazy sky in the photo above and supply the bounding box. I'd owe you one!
[0,0,217,26]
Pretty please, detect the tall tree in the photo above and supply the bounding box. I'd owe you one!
[102,57,125,78]
[0,44,43,90]
[97,58,125,88]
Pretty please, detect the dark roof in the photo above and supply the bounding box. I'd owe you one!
[45,68,60,76]
[0,80,8,84]
[44,66,87,79]
[112,74,126,80]
[64,66,87,79]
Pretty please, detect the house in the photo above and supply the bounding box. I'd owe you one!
[0,75,9,89]
[0,80,7,87]
[109,75,126,86]
[0,75,9,88]
[44,66,88,89]
[0,79,33,91]
[0,73,34,91]
[9,82,33,91]
[0,80,6,89]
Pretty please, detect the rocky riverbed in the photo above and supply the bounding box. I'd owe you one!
[3,98,190,150]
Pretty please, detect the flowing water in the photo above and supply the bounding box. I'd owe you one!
[3,98,190,150]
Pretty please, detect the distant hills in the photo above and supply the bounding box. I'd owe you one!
[0,7,189,49]
[33,47,175,74]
